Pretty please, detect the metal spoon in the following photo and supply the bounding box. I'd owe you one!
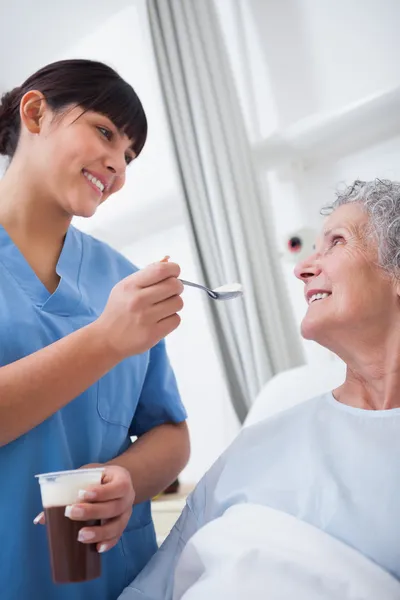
[180,279,243,301]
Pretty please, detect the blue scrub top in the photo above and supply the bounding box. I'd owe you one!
[0,225,187,600]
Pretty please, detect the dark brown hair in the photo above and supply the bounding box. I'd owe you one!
[0,58,147,159]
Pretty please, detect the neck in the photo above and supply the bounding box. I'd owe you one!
[332,331,400,410]
[0,157,72,247]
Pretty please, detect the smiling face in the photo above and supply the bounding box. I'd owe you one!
[294,203,400,350]
[19,95,136,218]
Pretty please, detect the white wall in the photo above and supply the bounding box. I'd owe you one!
[301,0,400,115]
[245,0,400,127]
[0,0,132,89]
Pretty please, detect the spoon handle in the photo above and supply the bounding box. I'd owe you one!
[179,279,211,293]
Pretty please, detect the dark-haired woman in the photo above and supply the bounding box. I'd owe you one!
[0,59,189,600]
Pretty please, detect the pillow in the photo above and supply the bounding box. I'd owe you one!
[244,357,346,427]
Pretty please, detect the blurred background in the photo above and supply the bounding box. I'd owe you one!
[1,0,400,486]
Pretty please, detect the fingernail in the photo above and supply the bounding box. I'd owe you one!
[98,544,108,553]
[78,529,96,542]
[33,512,44,525]
[78,489,97,501]
[65,505,84,519]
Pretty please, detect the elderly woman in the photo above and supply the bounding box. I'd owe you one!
[120,179,400,599]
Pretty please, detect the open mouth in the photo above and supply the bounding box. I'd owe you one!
[308,292,331,305]
[82,169,105,195]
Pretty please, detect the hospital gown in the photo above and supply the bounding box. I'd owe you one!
[120,392,400,599]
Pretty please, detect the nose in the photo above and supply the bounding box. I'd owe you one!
[105,150,126,177]
[294,252,322,282]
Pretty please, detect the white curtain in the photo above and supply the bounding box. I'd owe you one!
[147,0,304,422]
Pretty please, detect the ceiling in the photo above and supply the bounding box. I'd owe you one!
[0,0,132,90]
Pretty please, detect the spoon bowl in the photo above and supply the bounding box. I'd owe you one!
[180,279,243,301]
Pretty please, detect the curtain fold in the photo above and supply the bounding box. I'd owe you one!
[147,0,304,422]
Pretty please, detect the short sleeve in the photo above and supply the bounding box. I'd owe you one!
[129,339,187,437]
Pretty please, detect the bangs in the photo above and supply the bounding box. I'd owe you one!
[81,79,148,157]
[6,59,148,160]
[33,60,148,158]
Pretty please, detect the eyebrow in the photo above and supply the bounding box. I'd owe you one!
[323,228,339,239]
[323,225,348,237]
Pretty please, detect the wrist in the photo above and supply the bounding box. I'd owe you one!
[86,319,125,365]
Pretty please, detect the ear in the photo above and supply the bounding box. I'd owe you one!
[19,90,46,134]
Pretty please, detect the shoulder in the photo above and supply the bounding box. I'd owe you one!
[198,395,329,519]
[242,395,323,440]
[72,227,138,280]
[217,394,328,470]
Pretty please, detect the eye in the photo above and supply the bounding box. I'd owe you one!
[97,126,112,140]
[125,154,134,166]
[331,235,344,247]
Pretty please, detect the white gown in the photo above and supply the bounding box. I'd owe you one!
[120,393,400,599]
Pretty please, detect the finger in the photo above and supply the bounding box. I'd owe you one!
[154,313,182,339]
[131,262,181,288]
[160,256,170,263]
[77,513,131,545]
[65,499,128,522]
[78,473,134,504]
[141,277,184,305]
[97,537,120,554]
[33,512,45,525]
[151,295,184,322]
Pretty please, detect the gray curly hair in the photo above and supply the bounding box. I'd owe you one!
[322,179,400,277]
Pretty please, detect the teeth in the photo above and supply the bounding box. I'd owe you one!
[83,170,105,193]
[309,292,330,304]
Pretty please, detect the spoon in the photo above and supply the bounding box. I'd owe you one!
[180,279,243,301]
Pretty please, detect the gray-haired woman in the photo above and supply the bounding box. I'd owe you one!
[121,179,400,599]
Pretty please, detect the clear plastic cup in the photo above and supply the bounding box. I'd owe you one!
[36,468,104,584]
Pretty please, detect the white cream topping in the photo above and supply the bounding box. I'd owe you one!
[213,283,243,294]
[37,468,104,507]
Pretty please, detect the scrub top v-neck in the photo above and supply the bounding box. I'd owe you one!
[0,224,187,600]
[0,224,83,314]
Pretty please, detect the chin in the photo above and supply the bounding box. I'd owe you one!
[71,202,99,219]
[300,316,323,342]
[64,189,103,219]
[300,325,314,341]
[301,316,341,350]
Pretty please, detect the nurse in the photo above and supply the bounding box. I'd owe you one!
[0,59,189,600]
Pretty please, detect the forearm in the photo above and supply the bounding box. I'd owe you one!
[0,321,119,447]
[108,421,190,504]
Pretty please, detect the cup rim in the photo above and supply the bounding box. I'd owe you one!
[35,467,105,481]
